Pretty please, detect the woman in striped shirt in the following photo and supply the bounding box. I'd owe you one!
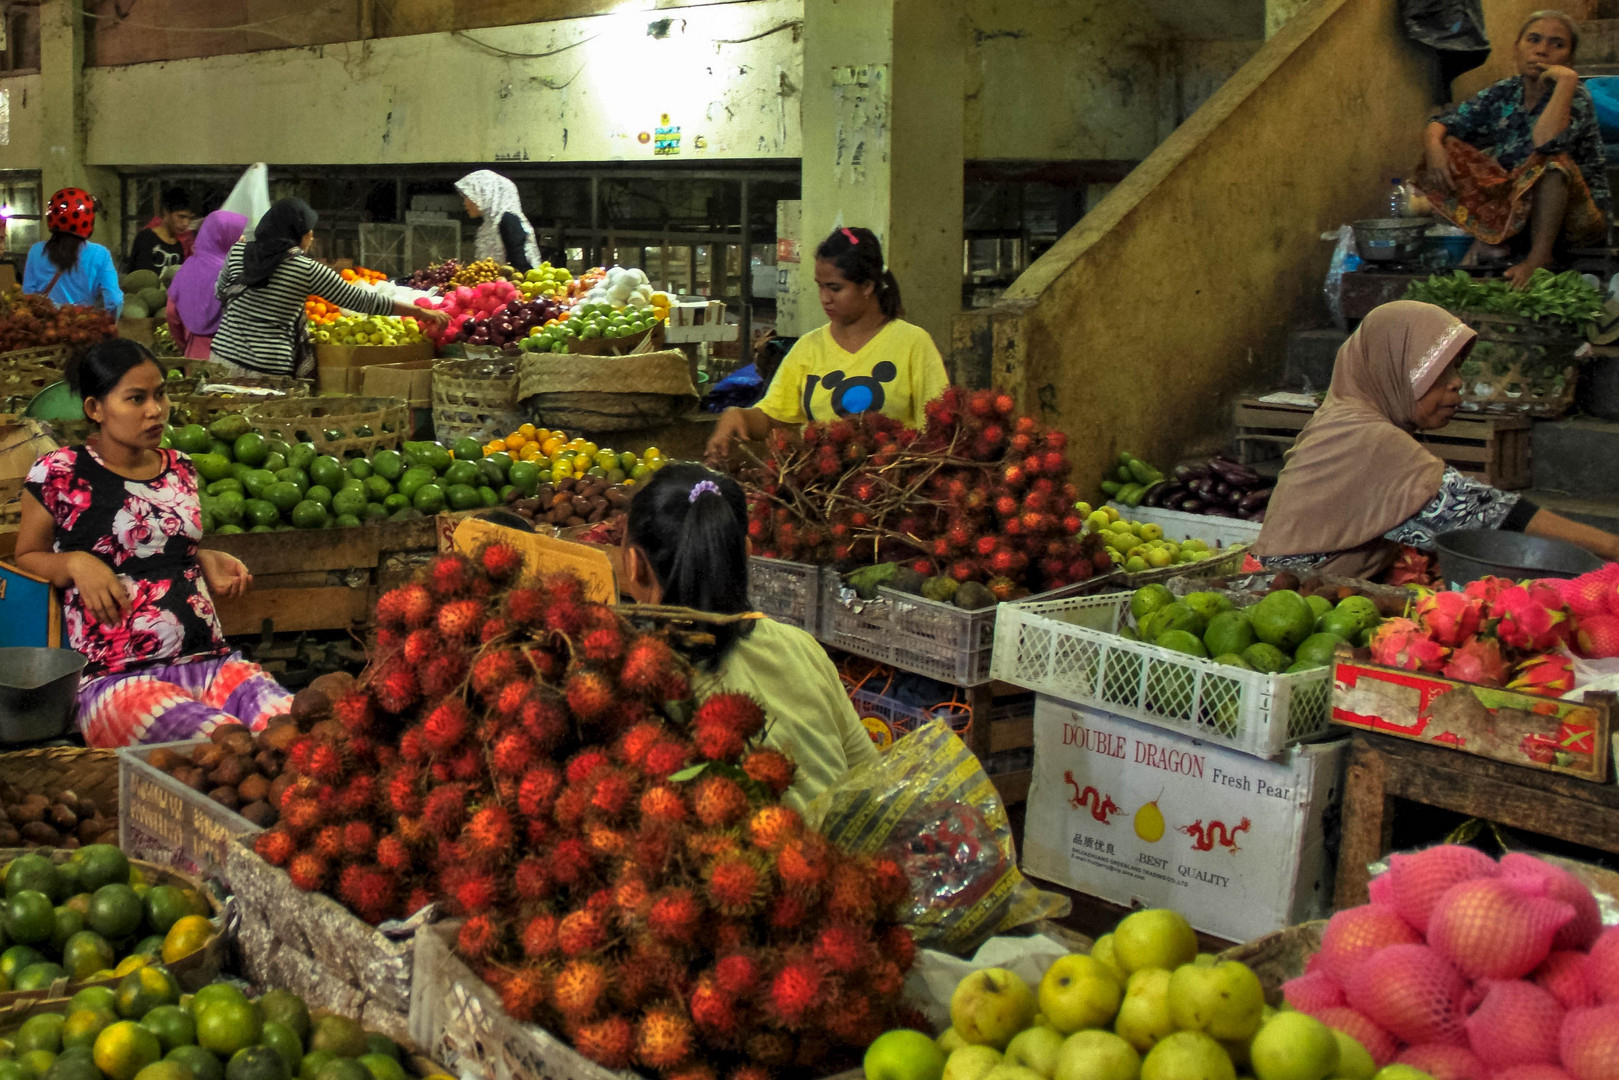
[209,199,446,378]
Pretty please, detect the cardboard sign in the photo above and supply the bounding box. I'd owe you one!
[1021,697,1346,943]
[449,517,615,604]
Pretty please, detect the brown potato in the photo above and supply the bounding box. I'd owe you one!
[207,787,241,811]
[9,802,44,826]
[309,719,345,744]
[565,516,585,527]
[253,750,282,777]
[59,837,79,851]
[308,671,356,702]
[0,826,20,847]
[269,773,296,806]
[180,767,211,794]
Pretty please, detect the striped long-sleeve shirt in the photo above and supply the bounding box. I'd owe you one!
[209,242,394,377]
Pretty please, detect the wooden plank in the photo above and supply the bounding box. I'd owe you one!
[201,528,382,575]
[216,586,373,636]
[990,769,1031,806]
[1334,736,1393,910]
[989,717,1033,754]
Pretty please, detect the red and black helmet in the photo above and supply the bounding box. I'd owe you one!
[45,188,99,239]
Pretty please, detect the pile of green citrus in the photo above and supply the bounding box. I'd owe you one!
[164,416,544,534]
[0,975,450,1080]
[1125,585,1383,674]
[0,848,212,995]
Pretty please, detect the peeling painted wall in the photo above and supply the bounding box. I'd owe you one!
[82,2,804,166]
[0,74,43,173]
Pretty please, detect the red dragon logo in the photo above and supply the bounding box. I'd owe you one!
[1063,771,1122,823]
[1180,817,1251,853]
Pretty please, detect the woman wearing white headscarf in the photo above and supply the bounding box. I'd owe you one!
[455,170,540,273]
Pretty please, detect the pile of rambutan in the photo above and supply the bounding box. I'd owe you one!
[251,543,921,1077]
[741,387,1108,598]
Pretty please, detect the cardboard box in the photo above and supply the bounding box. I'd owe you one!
[359,359,434,406]
[1021,697,1346,943]
[1332,658,1612,782]
[315,341,435,394]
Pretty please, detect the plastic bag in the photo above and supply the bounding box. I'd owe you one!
[219,163,272,232]
[1399,0,1489,84]
[1324,225,1361,332]
[802,718,1069,954]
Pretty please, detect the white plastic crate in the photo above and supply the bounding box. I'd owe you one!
[820,576,999,685]
[1105,502,1263,546]
[748,556,823,635]
[989,591,1332,757]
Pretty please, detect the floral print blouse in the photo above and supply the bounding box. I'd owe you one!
[1436,76,1612,215]
[24,446,228,677]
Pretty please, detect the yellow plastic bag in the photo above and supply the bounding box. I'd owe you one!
[803,718,1069,954]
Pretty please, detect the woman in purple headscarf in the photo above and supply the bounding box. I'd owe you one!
[165,211,247,360]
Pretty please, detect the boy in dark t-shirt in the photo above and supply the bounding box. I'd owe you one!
[126,187,193,275]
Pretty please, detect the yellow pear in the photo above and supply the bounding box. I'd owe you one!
[1250,1012,1340,1080]
[1113,910,1199,975]
[951,968,1038,1050]
[1091,935,1125,982]
[1053,1029,1140,1080]
[1038,954,1122,1034]
[1141,1031,1236,1080]
[1114,969,1175,1053]
[1167,961,1265,1041]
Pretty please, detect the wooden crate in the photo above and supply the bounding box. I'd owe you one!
[1234,398,1531,490]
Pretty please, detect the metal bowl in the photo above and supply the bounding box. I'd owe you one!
[1352,218,1430,263]
[1433,529,1605,587]
[0,648,86,744]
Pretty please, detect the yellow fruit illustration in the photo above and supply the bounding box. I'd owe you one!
[1135,799,1166,843]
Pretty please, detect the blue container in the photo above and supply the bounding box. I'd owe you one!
[1426,234,1473,266]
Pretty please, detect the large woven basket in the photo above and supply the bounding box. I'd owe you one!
[432,357,522,445]
[245,395,409,458]
[1217,920,1325,1004]
[1455,311,1583,418]
[519,348,698,433]
[167,365,311,430]
[0,346,71,372]
[0,366,64,415]
[0,747,119,822]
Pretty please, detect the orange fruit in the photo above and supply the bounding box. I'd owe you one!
[485,439,505,454]
[160,915,212,964]
[93,1021,162,1080]
[518,423,536,438]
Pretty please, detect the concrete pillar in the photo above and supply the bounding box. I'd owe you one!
[39,1,118,245]
[799,0,965,352]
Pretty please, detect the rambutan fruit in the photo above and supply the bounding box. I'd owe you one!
[332,689,375,737]
[307,742,345,785]
[480,616,512,646]
[435,599,483,644]
[689,976,738,1039]
[769,892,811,932]
[499,965,547,1023]
[418,651,468,700]
[826,858,877,922]
[870,855,911,913]
[870,958,905,995]
[470,649,521,701]
[286,738,315,776]
[456,914,500,958]
[729,1068,771,1080]
[463,804,516,862]
[714,952,759,996]
[422,783,469,837]
[775,833,833,896]
[580,621,627,664]
[740,748,797,798]
[747,805,802,852]
[633,823,682,872]
[447,746,484,783]
[612,873,651,925]
[746,1031,795,1067]
[280,796,321,834]
[341,821,376,860]
[505,585,546,628]
[520,911,559,959]
[814,923,873,974]
[542,587,588,638]
[402,628,439,667]
[427,552,476,599]
[823,991,880,1047]
[518,694,568,750]
[552,958,611,1022]
[647,887,703,945]
[478,541,523,584]
[351,867,398,925]
[287,853,327,892]
[566,749,613,786]
[635,1005,694,1070]
[693,692,766,741]
[491,679,528,719]
[550,837,595,887]
[253,829,295,867]
[571,1015,635,1069]
[640,740,691,780]
[553,785,591,829]
[691,775,751,829]
[585,822,630,859]
[377,582,435,630]
[638,784,688,826]
[565,668,618,722]
[314,826,345,861]
[490,732,536,778]
[512,856,551,902]
[336,864,367,909]
[386,767,423,816]
[375,833,411,874]
[705,852,770,917]
[880,923,917,971]
[768,954,822,1028]
[620,636,680,697]
[449,868,501,915]
[517,765,563,818]
[557,907,609,957]
[589,768,636,819]
[396,726,427,765]
[692,722,747,764]
[422,698,471,755]
[371,658,419,714]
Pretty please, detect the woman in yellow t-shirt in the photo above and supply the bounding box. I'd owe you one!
[622,462,879,810]
[705,227,949,461]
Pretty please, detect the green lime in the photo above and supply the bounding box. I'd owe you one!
[481,453,511,483]
[206,479,243,498]
[361,476,392,503]
[88,884,144,940]
[286,444,317,473]
[332,514,361,529]
[171,426,210,455]
[271,468,309,496]
[226,1046,288,1080]
[69,985,118,1015]
[16,1014,64,1054]
[191,454,232,483]
[395,467,434,501]
[93,1020,161,1080]
[262,483,302,514]
[214,525,244,535]
[5,893,55,945]
[442,461,480,489]
[51,905,85,951]
[166,1046,224,1080]
[62,930,115,980]
[189,984,249,1017]
[478,486,498,507]
[302,485,332,509]
[259,1021,301,1077]
[421,443,451,472]
[1316,608,1364,642]
[261,452,287,473]
[296,1053,334,1080]
[369,450,402,482]
[255,991,308,1045]
[115,965,179,1019]
[354,1054,406,1080]
[452,438,483,461]
[132,1062,192,1080]
[381,493,410,514]
[411,484,445,514]
[61,1007,116,1051]
[362,504,388,522]
[6,855,62,901]
[308,457,344,491]
[137,1005,194,1054]
[133,935,164,958]
[347,458,372,482]
[289,501,329,529]
[14,962,68,990]
[445,484,480,512]
[195,998,261,1057]
[241,470,277,500]
[305,1016,364,1059]
[243,500,279,528]
[330,488,367,518]
[232,433,268,468]
[361,1035,396,1061]
[16,1049,54,1079]
[507,461,539,494]
[229,462,256,485]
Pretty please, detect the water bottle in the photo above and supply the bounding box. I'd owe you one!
[1389,179,1409,218]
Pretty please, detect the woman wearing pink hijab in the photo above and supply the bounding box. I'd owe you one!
[165,211,247,360]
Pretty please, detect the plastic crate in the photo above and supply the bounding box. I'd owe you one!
[989,592,1332,757]
[118,740,264,884]
[850,687,970,749]
[1110,543,1251,590]
[820,576,1000,685]
[1105,502,1263,546]
[748,556,824,635]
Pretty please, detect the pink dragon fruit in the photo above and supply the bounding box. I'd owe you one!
[1575,614,1619,660]
[1416,591,1485,648]
[1463,576,1513,604]
[1507,653,1575,697]
[1442,637,1510,686]
[1369,618,1449,674]
[1490,585,1567,652]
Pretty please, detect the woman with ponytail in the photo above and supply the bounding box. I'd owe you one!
[624,463,879,809]
[706,226,948,461]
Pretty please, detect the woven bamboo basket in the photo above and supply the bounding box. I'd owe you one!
[0,346,71,371]
[1455,311,1583,418]
[168,365,311,429]
[0,747,119,826]
[0,420,56,507]
[245,395,409,458]
[431,357,523,445]
[519,349,698,433]
[0,497,18,529]
[1216,919,1324,1004]
[0,366,63,415]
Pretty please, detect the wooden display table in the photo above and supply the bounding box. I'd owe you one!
[1334,731,1619,908]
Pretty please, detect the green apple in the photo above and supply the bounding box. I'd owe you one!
[1167,960,1265,1041]
[1371,1067,1434,1080]
[1250,1012,1340,1080]
[1038,954,1122,1035]
[1091,934,1125,982]
[865,1028,947,1080]
[1113,909,1199,975]
[1004,1026,1065,1078]
[950,968,1038,1050]
[939,1029,969,1054]
[981,1067,1046,1080]
[1141,1031,1236,1080]
[943,1046,1002,1080]
[1053,1030,1140,1080]
[1329,1030,1376,1080]
[1114,969,1175,1053]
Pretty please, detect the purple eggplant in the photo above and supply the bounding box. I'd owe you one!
[1210,457,1262,487]
[1237,487,1273,513]
[1178,498,1205,513]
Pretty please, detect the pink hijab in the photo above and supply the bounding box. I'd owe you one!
[1252,301,1475,579]
[168,211,247,337]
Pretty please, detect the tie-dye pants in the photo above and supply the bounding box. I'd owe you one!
[74,652,292,747]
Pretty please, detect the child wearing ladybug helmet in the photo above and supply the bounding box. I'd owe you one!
[22,187,123,316]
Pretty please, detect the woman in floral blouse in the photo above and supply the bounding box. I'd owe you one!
[1415,11,1609,289]
[13,339,291,746]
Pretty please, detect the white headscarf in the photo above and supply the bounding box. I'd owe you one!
[455,170,541,268]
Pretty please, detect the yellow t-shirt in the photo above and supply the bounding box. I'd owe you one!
[701,618,881,811]
[757,319,949,429]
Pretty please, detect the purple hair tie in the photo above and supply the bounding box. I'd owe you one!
[689,480,721,503]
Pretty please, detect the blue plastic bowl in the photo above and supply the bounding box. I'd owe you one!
[1426,234,1474,266]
